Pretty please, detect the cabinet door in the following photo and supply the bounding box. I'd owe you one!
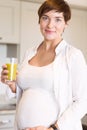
[0,0,20,44]
[0,113,15,129]
[20,2,43,61]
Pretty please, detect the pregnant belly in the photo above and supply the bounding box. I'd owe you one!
[16,89,58,129]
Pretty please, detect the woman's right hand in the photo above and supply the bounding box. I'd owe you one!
[1,64,8,83]
[1,64,16,93]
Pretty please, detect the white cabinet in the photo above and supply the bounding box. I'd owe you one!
[20,2,43,61]
[0,0,20,44]
[0,110,15,130]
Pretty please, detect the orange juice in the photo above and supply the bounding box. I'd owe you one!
[6,63,17,81]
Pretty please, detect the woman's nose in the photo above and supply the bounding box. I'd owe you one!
[47,20,54,28]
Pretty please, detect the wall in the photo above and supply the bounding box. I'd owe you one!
[0,44,7,94]
[63,7,87,62]
[22,0,87,8]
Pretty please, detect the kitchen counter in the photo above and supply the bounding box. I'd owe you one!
[0,104,16,111]
[0,108,15,115]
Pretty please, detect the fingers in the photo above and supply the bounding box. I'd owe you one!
[0,64,16,93]
[29,126,46,130]
[1,64,8,83]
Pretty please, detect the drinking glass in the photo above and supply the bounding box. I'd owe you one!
[6,57,18,81]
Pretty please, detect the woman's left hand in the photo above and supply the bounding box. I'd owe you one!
[25,126,53,130]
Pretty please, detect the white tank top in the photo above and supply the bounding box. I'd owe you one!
[16,63,58,130]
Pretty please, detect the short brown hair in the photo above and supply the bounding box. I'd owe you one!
[38,0,71,23]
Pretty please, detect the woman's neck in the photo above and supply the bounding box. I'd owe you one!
[42,38,63,51]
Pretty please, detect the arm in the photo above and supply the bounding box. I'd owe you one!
[24,126,53,130]
[0,47,31,93]
[14,83,23,130]
[57,50,87,130]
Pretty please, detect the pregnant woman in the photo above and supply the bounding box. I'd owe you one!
[1,0,87,130]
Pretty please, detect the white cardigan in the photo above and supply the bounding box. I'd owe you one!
[11,40,87,130]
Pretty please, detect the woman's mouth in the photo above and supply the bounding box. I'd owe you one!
[45,29,55,34]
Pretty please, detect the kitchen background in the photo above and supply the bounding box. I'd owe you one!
[0,0,87,129]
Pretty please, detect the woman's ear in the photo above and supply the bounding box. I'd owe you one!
[66,20,70,27]
[64,21,70,31]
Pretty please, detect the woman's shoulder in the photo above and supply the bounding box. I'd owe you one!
[65,41,83,57]
[64,40,86,65]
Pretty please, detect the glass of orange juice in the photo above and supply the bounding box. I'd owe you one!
[6,57,18,81]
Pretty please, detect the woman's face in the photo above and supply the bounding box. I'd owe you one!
[40,10,67,41]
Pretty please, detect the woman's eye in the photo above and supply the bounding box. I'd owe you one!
[56,18,61,22]
[42,16,48,21]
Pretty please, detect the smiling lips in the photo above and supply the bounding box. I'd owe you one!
[45,29,55,34]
